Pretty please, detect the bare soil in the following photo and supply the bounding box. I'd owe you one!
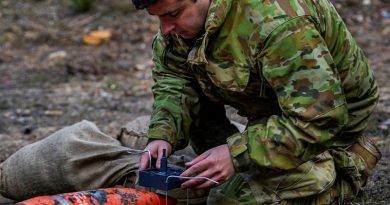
[0,0,389,204]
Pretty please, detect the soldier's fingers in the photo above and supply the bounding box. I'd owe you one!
[139,152,150,170]
[193,171,224,189]
[156,146,165,169]
[185,151,209,167]
[181,169,213,189]
[181,159,209,177]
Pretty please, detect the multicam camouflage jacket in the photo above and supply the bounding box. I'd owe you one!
[147,0,379,171]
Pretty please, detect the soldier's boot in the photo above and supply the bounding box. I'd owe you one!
[327,135,382,203]
[283,135,381,205]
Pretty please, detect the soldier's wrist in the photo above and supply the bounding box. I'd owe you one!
[226,133,251,172]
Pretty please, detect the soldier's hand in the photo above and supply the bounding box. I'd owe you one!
[180,144,235,189]
[139,139,172,170]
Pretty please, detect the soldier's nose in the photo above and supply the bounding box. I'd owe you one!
[160,21,175,34]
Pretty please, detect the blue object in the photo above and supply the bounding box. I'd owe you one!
[138,149,185,190]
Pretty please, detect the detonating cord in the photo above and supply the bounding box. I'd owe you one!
[165,176,219,185]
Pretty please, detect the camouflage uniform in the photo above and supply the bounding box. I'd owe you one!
[147,0,380,204]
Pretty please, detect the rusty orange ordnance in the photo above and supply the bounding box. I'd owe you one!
[16,187,177,205]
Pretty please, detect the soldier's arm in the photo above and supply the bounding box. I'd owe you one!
[227,16,348,172]
[147,33,200,152]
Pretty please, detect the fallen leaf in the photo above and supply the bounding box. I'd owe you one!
[82,30,113,46]
[89,30,112,39]
[82,35,103,45]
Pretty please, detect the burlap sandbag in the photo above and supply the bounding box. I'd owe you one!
[118,115,150,150]
[0,120,137,201]
[0,117,208,204]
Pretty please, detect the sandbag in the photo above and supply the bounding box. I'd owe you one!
[0,120,137,201]
[0,118,208,204]
[118,115,150,150]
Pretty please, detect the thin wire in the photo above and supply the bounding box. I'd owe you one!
[127,149,152,168]
[165,190,168,205]
[165,175,219,185]
[186,188,189,205]
[127,150,220,205]
[165,178,169,205]
[122,176,128,187]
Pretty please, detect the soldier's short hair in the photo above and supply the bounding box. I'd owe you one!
[132,0,196,10]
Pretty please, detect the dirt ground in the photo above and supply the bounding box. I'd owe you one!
[0,0,389,204]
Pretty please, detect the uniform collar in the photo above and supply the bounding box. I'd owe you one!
[187,0,233,65]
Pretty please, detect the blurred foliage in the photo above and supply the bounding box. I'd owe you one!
[64,0,93,13]
[60,0,136,14]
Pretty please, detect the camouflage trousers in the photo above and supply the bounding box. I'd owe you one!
[208,136,381,205]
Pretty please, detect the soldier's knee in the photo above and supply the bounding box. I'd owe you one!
[277,151,337,199]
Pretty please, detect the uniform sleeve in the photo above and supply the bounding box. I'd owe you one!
[148,34,200,150]
[227,17,349,172]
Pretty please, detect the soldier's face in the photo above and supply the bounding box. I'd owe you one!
[146,0,211,39]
